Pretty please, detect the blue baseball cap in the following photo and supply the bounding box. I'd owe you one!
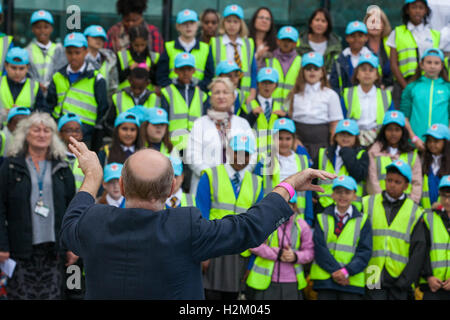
[174,52,196,69]
[277,26,299,42]
[421,48,444,62]
[358,52,379,68]
[424,123,450,140]
[114,111,140,128]
[7,107,31,123]
[216,60,241,76]
[229,133,256,154]
[126,105,148,125]
[386,159,412,183]
[257,67,279,83]
[170,156,183,176]
[335,119,360,136]
[176,9,199,24]
[147,107,169,125]
[438,175,450,189]
[332,175,358,191]
[103,162,123,183]
[405,0,428,5]
[30,10,54,25]
[301,52,324,68]
[5,47,29,65]
[383,110,405,127]
[223,4,244,19]
[64,32,88,48]
[84,25,107,41]
[345,20,368,35]
[58,113,82,131]
[273,118,296,134]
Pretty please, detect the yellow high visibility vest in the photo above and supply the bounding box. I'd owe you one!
[0,35,13,72]
[117,49,160,90]
[363,194,423,285]
[112,90,158,115]
[310,212,369,287]
[246,214,307,290]
[0,76,39,110]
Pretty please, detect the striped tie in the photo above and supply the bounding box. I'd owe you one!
[232,172,241,194]
[231,42,243,80]
[264,100,272,122]
[170,196,178,208]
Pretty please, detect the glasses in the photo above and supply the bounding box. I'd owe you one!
[256,16,271,22]
[61,128,82,134]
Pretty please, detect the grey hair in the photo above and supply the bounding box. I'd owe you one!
[208,76,235,93]
[7,112,68,160]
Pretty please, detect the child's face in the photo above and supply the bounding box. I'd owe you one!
[276,39,296,54]
[87,36,105,51]
[221,71,240,88]
[131,37,148,54]
[60,121,83,146]
[176,21,199,40]
[224,16,241,37]
[5,63,28,83]
[439,190,450,213]
[310,11,328,36]
[103,179,122,200]
[175,66,195,85]
[277,131,294,156]
[257,80,277,98]
[384,123,403,147]
[385,172,409,199]
[331,187,356,210]
[335,132,357,148]
[345,32,368,53]
[118,122,138,147]
[407,1,428,26]
[230,151,250,172]
[356,64,378,86]
[122,13,144,30]
[303,65,323,84]
[66,47,88,71]
[420,56,442,79]
[202,12,219,37]
[31,21,53,44]
[129,77,149,96]
[7,115,28,133]
[426,136,445,155]
[146,123,167,143]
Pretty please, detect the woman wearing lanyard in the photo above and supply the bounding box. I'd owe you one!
[0,112,76,300]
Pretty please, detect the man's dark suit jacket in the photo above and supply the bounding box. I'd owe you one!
[60,191,293,299]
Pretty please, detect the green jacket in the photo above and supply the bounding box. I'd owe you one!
[296,30,342,73]
[400,76,450,140]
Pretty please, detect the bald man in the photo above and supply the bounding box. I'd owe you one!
[60,137,336,299]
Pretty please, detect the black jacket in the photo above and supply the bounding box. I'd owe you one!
[0,155,75,258]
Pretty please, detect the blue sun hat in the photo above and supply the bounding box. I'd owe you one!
[58,113,82,131]
[277,26,299,42]
[5,47,29,65]
[229,133,256,154]
[30,10,54,25]
[424,123,450,140]
[7,107,31,123]
[147,107,169,125]
[335,119,360,136]
[84,25,107,41]
[257,67,279,83]
[273,118,296,134]
[386,159,412,182]
[176,9,199,24]
[103,162,123,183]
[216,60,241,76]
[383,110,406,127]
[223,4,244,19]
[357,52,379,68]
[438,175,450,189]
[114,111,140,128]
[301,52,324,68]
[345,20,368,35]
[64,32,88,48]
[174,52,196,68]
[332,175,358,191]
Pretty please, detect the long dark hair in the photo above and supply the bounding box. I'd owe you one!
[422,138,450,176]
[139,121,173,153]
[108,123,143,164]
[248,7,277,52]
[308,8,333,39]
[374,123,414,153]
[402,0,431,25]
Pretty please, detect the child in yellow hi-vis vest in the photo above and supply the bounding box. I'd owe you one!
[196,133,263,300]
[165,156,195,209]
[246,193,314,300]
[420,175,450,300]
[311,175,372,300]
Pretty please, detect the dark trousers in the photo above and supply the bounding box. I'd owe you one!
[423,289,450,300]
[365,288,409,300]
[205,289,239,300]
[317,289,362,300]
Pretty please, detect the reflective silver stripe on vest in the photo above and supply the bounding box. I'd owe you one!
[397,47,416,54]
[267,58,274,68]
[432,260,450,269]
[29,80,37,108]
[431,243,449,250]
[398,57,418,67]
[170,128,190,138]
[0,37,9,66]
[376,157,385,181]
[120,50,129,69]
[184,194,194,206]
[116,92,124,114]
[214,37,222,66]
[371,249,409,264]
[251,264,271,276]
[380,90,389,111]
[242,38,252,78]
[70,87,95,98]
[63,97,97,113]
[347,86,355,117]
[427,212,450,270]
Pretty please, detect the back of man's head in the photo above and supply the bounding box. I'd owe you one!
[121,149,174,204]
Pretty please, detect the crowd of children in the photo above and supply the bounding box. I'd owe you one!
[0,0,449,301]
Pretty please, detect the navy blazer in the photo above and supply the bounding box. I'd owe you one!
[60,191,293,299]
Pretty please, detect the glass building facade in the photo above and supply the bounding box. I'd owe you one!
[9,0,404,47]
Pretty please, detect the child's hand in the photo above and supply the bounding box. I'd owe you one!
[130,62,139,70]
[331,270,349,286]
[201,260,210,273]
[280,246,296,263]
[443,279,450,291]
[413,138,425,152]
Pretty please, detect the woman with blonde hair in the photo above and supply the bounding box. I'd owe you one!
[363,6,394,89]
[185,77,255,195]
[0,112,77,300]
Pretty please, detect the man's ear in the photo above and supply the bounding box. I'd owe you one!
[119,176,125,197]
[169,177,176,197]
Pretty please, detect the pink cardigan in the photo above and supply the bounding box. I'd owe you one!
[250,214,314,283]
[367,142,423,203]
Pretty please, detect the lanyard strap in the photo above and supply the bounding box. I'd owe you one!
[32,160,48,199]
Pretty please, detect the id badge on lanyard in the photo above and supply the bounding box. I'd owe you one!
[34,161,50,218]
